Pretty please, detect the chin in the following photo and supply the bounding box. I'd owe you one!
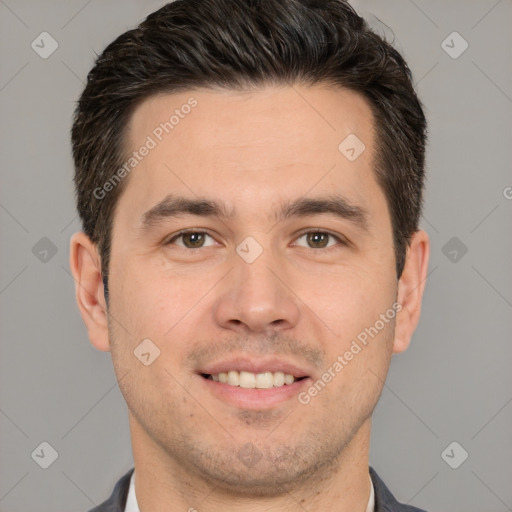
[183,439,343,498]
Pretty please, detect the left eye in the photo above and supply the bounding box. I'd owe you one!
[167,231,216,249]
[294,231,343,249]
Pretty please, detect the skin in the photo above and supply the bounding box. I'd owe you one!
[70,84,429,512]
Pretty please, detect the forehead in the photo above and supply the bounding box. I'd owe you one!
[127,84,374,163]
[117,84,385,231]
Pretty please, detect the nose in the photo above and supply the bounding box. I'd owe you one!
[213,246,300,334]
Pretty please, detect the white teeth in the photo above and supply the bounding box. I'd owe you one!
[273,371,285,387]
[239,371,256,388]
[284,373,295,385]
[227,370,239,386]
[208,370,298,388]
[255,372,273,389]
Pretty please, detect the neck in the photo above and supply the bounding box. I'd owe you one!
[130,415,372,512]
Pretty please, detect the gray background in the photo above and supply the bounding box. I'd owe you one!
[0,0,510,510]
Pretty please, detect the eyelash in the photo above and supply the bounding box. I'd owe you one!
[165,229,347,250]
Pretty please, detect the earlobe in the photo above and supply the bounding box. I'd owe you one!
[69,231,111,352]
[392,229,430,354]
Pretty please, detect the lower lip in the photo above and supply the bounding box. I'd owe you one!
[198,375,311,409]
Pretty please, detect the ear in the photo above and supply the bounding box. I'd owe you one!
[392,229,430,354]
[69,231,110,352]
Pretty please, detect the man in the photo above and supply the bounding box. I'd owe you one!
[69,0,430,510]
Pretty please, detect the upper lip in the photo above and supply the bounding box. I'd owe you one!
[199,356,313,379]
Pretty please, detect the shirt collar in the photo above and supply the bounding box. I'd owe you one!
[124,469,139,512]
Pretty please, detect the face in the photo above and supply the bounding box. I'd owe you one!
[73,84,427,494]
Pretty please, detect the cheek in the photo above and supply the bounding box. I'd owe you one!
[307,291,395,414]
[111,238,397,348]
[299,263,397,399]
[299,263,396,339]
[111,256,188,335]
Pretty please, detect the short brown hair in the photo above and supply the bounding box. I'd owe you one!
[71,0,427,302]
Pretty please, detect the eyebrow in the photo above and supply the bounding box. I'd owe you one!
[139,193,370,233]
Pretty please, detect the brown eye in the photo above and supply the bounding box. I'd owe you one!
[306,232,329,248]
[295,231,344,249]
[181,232,206,248]
[167,231,215,248]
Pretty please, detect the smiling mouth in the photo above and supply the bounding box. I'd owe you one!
[201,371,307,389]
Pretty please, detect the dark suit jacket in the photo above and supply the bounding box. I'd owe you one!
[88,466,428,511]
